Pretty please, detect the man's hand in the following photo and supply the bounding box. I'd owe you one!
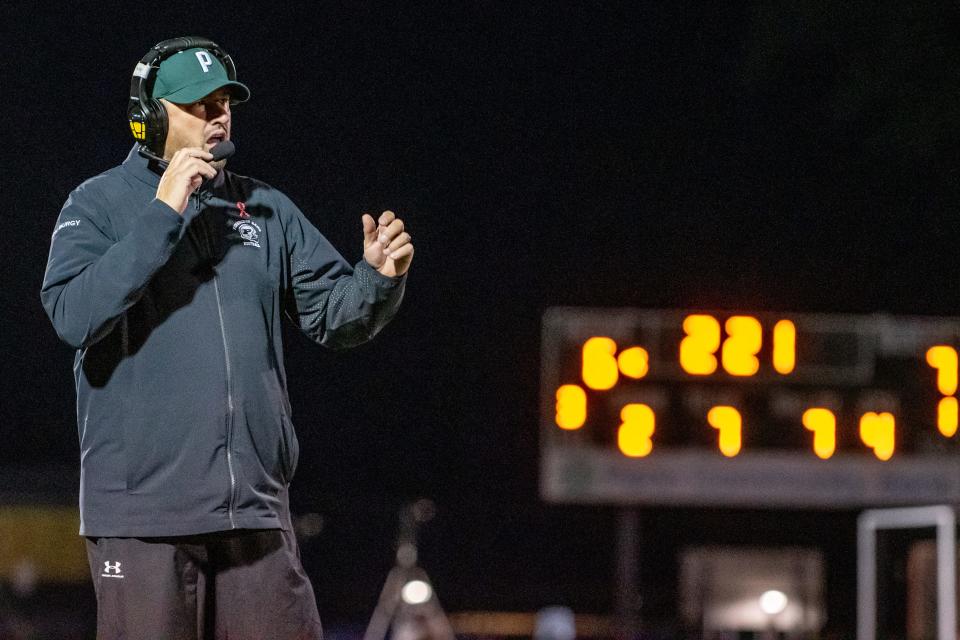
[155,147,218,215]
[363,211,413,277]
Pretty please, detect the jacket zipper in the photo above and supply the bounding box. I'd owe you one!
[200,189,238,530]
[214,276,238,529]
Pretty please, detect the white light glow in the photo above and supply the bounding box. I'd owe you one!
[401,579,433,605]
[759,590,788,615]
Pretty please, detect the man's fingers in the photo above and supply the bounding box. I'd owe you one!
[377,210,396,228]
[386,243,414,261]
[173,147,214,162]
[365,208,414,274]
[172,155,216,179]
[155,147,219,215]
[378,218,405,245]
[188,159,217,179]
[386,232,411,253]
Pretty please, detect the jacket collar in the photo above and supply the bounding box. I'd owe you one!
[122,144,163,187]
[121,143,225,191]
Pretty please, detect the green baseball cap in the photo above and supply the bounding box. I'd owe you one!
[152,47,250,104]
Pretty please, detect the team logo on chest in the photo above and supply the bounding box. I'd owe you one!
[233,219,262,248]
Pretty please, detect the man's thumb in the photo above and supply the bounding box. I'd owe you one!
[361,214,377,245]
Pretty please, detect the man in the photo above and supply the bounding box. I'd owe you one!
[40,40,412,639]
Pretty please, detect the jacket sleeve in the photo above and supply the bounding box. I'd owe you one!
[40,182,185,350]
[276,189,406,350]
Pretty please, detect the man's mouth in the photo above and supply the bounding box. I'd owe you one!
[206,132,227,146]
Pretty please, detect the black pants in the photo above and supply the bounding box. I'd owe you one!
[85,529,323,640]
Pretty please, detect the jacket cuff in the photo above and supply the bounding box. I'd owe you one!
[358,258,406,287]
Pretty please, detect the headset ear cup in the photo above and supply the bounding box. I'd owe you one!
[127,102,148,143]
[144,98,168,157]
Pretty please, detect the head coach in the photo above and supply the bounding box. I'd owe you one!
[40,36,413,639]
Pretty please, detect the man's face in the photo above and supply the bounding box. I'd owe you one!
[160,88,232,170]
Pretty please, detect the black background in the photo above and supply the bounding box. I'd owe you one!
[5,1,960,633]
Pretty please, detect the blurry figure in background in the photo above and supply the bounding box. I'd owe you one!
[40,36,413,639]
[534,606,577,640]
[0,562,38,640]
[9,559,38,600]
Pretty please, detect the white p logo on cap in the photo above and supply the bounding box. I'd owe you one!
[195,51,213,73]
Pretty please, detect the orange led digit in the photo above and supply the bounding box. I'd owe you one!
[722,316,762,376]
[707,406,742,457]
[680,315,721,375]
[582,337,619,390]
[859,412,895,461]
[618,404,655,457]
[802,408,836,459]
[555,385,587,430]
[772,319,796,375]
[937,397,958,437]
[617,346,649,379]
[926,346,959,395]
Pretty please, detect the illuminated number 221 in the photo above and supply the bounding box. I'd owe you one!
[680,315,796,376]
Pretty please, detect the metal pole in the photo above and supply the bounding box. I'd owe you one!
[615,508,641,640]
[856,512,876,640]
[935,511,956,640]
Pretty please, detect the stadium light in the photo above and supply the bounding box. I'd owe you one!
[759,590,788,616]
[401,579,433,605]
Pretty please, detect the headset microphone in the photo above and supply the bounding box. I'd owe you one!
[138,145,169,167]
[210,140,235,161]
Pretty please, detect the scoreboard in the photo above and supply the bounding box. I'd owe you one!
[540,308,960,507]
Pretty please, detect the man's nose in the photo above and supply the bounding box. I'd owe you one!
[210,106,230,123]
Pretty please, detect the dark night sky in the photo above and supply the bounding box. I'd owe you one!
[4,1,960,630]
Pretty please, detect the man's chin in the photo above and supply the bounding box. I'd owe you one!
[211,158,227,172]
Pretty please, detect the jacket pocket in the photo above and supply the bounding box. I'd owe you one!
[278,414,299,484]
[124,415,211,496]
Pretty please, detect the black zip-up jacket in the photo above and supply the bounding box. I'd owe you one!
[41,145,406,537]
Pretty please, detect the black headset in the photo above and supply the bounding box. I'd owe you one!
[127,37,238,161]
